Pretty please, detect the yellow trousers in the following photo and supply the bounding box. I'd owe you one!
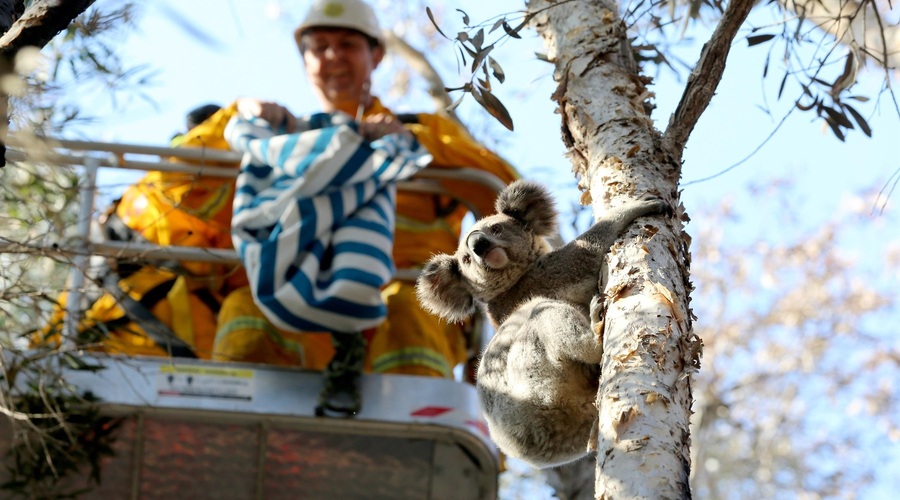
[212,282,467,378]
[37,266,222,359]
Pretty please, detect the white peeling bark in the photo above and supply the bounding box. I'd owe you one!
[528,0,698,498]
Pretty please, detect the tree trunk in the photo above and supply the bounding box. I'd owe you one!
[528,0,698,497]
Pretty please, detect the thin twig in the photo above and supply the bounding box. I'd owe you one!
[683,104,795,187]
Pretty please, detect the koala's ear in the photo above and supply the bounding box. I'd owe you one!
[415,254,477,323]
[496,180,558,237]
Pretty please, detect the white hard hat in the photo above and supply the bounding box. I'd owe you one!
[295,0,383,44]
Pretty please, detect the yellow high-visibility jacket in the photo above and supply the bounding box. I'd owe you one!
[117,106,245,293]
[37,114,247,359]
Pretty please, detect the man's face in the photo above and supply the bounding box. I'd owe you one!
[299,28,383,110]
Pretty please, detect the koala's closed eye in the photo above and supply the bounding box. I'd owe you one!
[488,225,503,236]
[462,254,472,265]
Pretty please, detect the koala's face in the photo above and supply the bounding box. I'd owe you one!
[416,180,559,323]
[455,213,551,302]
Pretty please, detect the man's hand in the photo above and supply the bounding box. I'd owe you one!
[236,98,298,133]
[359,113,413,141]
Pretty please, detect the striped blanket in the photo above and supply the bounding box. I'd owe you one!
[225,112,432,334]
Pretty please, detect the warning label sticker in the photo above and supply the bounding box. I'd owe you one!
[156,365,254,401]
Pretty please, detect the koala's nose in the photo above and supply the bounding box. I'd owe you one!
[466,231,492,258]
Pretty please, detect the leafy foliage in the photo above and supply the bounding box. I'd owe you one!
[0,351,119,499]
[0,161,80,340]
[426,6,534,130]
[744,22,875,142]
[438,0,895,143]
[1,3,145,497]
[12,3,154,135]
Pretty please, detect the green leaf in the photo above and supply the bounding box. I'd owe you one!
[795,97,817,111]
[822,105,853,129]
[456,8,470,26]
[59,352,106,372]
[426,7,449,40]
[446,93,465,112]
[502,20,522,39]
[457,45,467,66]
[823,116,846,142]
[488,56,505,83]
[843,103,872,137]
[747,34,776,46]
[472,28,484,51]
[471,86,514,131]
[470,44,494,73]
[777,72,788,100]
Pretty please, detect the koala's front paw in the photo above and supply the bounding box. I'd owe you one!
[657,199,674,218]
[415,254,476,322]
[639,197,672,218]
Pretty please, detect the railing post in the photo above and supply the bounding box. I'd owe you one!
[62,156,99,346]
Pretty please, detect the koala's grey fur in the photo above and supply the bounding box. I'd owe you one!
[416,180,669,468]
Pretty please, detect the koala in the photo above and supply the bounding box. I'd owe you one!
[416,180,669,468]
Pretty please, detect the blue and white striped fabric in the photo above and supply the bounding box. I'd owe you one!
[225,112,432,334]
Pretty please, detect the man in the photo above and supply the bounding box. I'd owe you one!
[199,0,518,378]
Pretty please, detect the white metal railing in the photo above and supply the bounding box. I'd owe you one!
[7,135,509,192]
[4,134,505,265]
[3,135,505,351]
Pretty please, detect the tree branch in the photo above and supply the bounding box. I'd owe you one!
[0,0,95,58]
[663,0,755,155]
[0,0,93,167]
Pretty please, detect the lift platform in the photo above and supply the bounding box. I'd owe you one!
[2,353,497,499]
